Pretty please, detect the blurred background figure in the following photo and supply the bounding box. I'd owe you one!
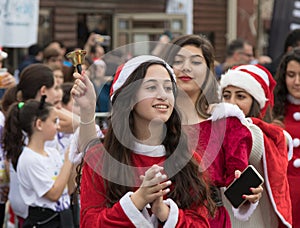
[215,38,254,80]
[17,44,44,76]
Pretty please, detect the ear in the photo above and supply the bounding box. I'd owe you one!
[40,85,47,96]
[35,118,43,131]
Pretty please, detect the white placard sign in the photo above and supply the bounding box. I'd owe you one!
[0,0,39,47]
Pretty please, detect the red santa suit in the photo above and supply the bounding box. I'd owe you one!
[218,64,292,227]
[184,115,253,228]
[284,102,300,228]
[79,142,210,228]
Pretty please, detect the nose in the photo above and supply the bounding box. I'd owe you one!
[227,96,237,105]
[181,59,191,72]
[157,85,168,101]
[295,75,300,84]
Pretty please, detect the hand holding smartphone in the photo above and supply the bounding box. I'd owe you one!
[224,165,264,208]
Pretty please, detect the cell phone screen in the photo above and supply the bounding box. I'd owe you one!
[224,165,264,208]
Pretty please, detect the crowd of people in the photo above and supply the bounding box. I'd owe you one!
[0,27,299,228]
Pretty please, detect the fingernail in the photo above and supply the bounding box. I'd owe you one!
[249,188,253,192]
[165,188,170,193]
[166,180,172,185]
[161,174,167,179]
[242,195,246,199]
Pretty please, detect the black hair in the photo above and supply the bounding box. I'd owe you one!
[3,97,53,170]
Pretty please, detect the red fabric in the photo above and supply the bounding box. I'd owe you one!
[283,103,300,227]
[109,64,124,96]
[80,144,210,228]
[251,117,292,228]
[184,117,252,228]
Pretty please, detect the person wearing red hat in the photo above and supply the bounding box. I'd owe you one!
[165,34,263,228]
[273,47,300,228]
[71,55,216,227]
[220,64,292,227]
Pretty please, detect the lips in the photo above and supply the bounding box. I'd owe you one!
[178,76,192,81]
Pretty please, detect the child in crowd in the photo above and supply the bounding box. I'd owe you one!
[3,96,75,227]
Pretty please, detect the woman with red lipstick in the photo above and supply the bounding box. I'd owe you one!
[165,34,262,228]
[71,55,216,227]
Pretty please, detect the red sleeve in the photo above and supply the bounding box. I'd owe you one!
[223,117,252,186]
[80,163,136,228]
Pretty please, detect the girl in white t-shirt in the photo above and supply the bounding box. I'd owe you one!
[3,96,75,228]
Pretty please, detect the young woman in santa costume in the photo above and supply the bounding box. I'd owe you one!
[220,64,292,228]
[273,47,300,228]
[70,55,216,227]
[164,34,263,228]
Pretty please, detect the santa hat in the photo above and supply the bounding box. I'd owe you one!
[110,55,176,100]
[220,64,276,118]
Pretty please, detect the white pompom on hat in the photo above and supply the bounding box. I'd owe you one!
[220,64,276,117]
[110,55,176,100]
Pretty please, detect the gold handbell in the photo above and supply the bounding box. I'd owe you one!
[66,49,87,74]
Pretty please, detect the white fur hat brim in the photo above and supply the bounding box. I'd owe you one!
[220,70,267,108]
[111,55,176,99]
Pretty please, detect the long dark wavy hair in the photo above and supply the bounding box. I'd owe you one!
[77,60,216,216]
[273,47,300,121]
[163,34,219,119]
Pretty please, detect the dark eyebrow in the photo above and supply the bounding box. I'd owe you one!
[143,79,172,84]
[175,53,205,60]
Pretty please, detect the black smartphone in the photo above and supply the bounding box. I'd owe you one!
[224,165,264,208]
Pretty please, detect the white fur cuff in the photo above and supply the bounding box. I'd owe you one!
[163,198,179,227]
[119,192,153,228]
[232,201,259,221]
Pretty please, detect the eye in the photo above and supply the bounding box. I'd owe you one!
[286,71,296,78]
[173,60,183,65]
[55,118,60,125]
[164,86,173,92]
[146,85,156,91]
[237,94,246,99]
[191,60,202,65]
[222,92,230,100]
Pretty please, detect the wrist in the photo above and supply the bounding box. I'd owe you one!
[130,191,146,211]
[155,203,170,222]
[80,114,95,125]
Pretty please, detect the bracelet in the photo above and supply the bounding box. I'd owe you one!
[80,116,95,125]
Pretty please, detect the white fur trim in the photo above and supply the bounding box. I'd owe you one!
[262,142,292,228]
[119,192,153,227]
[163,198,179,227]
[208,103,246,122]
[220,70,267,109]
[133,142,166,157]
[111,55,176,99]
[234,65,270,86]
[232,201,259,221]
[283,130,293,161]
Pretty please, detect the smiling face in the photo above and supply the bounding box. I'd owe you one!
[132,64,175,129]
[286,60,300,99]
[222,85,253,116]
[172,45,208,103]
